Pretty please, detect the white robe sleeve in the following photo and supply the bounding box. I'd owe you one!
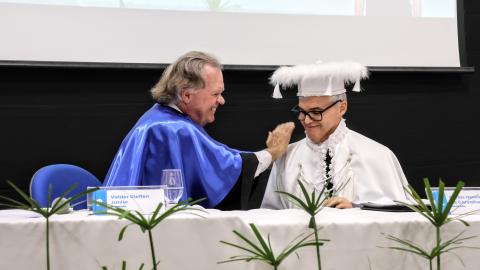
[347,131,411,204]
[260,158,285,209]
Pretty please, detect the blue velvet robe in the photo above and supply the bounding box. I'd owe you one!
[104,104,243,208]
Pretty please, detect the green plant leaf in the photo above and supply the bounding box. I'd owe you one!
[149,202,164,221]
[440,181,465,224]
[313,188,329,213]
[97,202,145,226]
[434,229,479,257]
[230,231,268,257]
[381,233,432,259]
[220,222,328,268]
[6,180,42,210]
[423,178,438,215]
[276,228,326,262]
[118,225,130,241]
[276,179,328,217]
[218,255,269,265]
[297,180,313,207]
[0,195,32,209]
[394,199,436,225]
[400,185,437,224]
[276,191,309,211]
[219,240,264,257]
[250,224,275,261]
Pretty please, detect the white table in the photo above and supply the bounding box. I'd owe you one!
[1,208,479,270]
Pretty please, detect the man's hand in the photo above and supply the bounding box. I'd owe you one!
[324,196,353,209]
[266,122,295,161]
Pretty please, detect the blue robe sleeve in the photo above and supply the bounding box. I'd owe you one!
[104,105,243,208]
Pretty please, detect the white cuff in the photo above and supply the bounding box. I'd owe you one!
[253,150,273,178]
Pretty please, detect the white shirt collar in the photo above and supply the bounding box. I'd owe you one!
[167,103,184,113]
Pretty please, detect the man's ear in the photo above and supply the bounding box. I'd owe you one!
[339,100,348,117]
[180,88,191,103]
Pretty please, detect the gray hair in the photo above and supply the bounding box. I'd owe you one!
[150,51,222,104]
[298,93,347,102]
[331,93,347,102]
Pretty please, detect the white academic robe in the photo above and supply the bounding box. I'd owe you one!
[261,120,410,209]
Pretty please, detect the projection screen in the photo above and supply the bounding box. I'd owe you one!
[0,0,461,67]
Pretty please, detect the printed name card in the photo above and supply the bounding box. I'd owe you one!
[92,186,165,215]
[432,187,480,215]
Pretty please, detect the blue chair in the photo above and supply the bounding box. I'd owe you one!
[30,164,102,210]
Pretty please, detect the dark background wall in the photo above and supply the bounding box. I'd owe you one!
[1,0,479,202]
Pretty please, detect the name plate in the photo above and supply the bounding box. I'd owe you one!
[432,187,480,215]
[91,186,166,215]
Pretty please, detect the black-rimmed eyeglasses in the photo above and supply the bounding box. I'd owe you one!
[291,100,342,121]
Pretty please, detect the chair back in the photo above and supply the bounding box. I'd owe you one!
[30,164,101,210]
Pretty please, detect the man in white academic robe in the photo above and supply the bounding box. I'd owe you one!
[261,61,410,209]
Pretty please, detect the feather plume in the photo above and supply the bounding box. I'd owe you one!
[270,61,368,87]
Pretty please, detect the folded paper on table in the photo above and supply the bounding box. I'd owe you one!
[91,185,166,215]
[360,202,414,212]
[431,187,480,215]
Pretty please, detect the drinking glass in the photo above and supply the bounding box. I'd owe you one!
[160,169,184,205]
[86,186,96,211]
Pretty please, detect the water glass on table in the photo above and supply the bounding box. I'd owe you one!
[160,169,184,205]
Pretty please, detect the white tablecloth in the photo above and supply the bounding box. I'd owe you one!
[1,208,479,270]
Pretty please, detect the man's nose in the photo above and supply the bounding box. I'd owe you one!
[218,94,225,105]
[302,114,312,124]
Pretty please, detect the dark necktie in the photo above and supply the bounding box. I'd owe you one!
[325,149,334,198]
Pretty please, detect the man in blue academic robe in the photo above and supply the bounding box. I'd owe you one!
[104,51,294,210]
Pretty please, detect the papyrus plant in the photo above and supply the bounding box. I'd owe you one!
[219,223,326,270]
[382,178,479,270]
[98,197,206,270]
[0,180,98,270]
[276,179,328,270]
[274,163,348,270]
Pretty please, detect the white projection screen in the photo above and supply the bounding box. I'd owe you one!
[0,0,462,67]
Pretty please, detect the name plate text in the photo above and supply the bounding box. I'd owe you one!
[92,187,165,215]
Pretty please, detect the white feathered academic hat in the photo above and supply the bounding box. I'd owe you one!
[270,61,369,98]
